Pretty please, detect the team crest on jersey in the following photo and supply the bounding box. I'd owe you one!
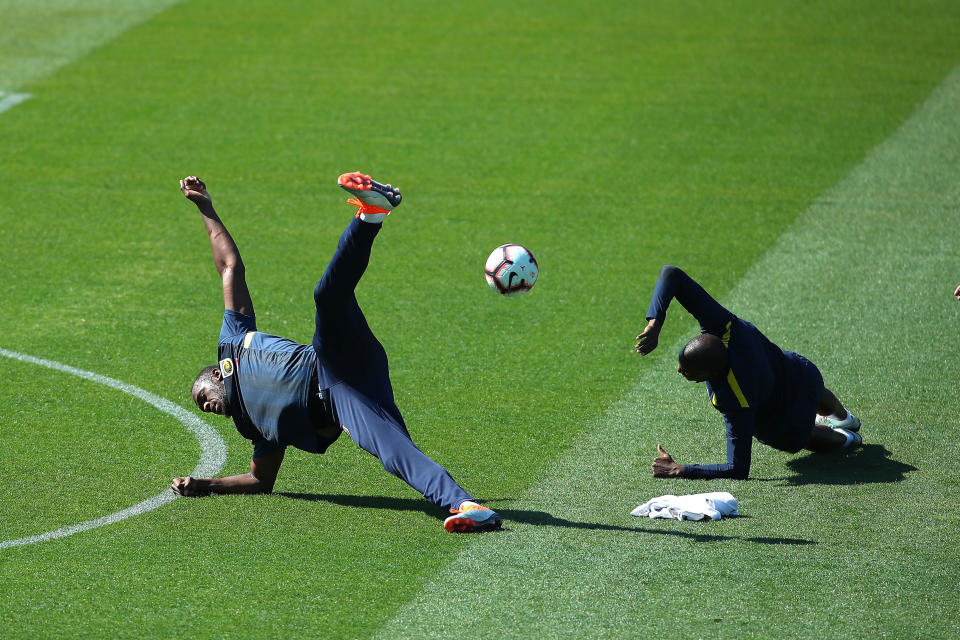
[219,358,234,377]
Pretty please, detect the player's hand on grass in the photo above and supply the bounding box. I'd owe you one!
[635,319,661,355]
[180,176,212,212]
[171,476,210,497]
[652,444,684,478]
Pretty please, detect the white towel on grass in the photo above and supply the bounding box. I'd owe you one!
[631,492,739,521]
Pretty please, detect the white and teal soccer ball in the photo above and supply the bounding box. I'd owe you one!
[484,244,539,296]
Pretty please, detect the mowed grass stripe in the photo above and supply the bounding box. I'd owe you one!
[2,2,959,637]
[0,0,184,91]
[373,65,960,640]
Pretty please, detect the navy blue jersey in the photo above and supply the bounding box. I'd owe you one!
[646,266,821,479]
[218,309,339,459]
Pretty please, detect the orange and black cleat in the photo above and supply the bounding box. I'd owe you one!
[338,171,402,217]
[443,504,503,533]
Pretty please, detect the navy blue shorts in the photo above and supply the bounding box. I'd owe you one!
[753,353,824,453]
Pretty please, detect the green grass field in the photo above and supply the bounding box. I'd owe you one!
[2,1,959,637]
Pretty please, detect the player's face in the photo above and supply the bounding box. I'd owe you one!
[193,380,230,416]
[677,361,710,383]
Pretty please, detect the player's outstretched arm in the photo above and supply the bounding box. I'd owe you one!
[171,449,285,496]
[179,176,254,316]
[652,444,685,477]
[643,265,733,337]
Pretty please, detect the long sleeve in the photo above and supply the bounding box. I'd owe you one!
[645,265,734,334]
[682,411,754,479]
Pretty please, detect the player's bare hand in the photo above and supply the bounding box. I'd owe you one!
[180,176,212,211]
[635,319,661,355]
[171,476,209,497]
[652,444,684,478]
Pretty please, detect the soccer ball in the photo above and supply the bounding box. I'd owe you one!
[484,244,539,296]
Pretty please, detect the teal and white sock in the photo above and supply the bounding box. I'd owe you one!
[359,212,386,224]
[836,428,862,447]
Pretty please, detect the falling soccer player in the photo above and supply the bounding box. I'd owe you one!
[171,173,501,533]
[635,265,862,479]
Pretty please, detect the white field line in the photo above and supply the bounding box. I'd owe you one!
[0,92,31,113]
[0,347,227,550]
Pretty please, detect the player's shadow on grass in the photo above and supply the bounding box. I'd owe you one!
[494,508,813,546]
[780,444,916,486]
[276,492,442,517]
[275,492,814,546]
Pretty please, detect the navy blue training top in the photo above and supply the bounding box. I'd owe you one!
[646,265,812,479]
[218,309,339,459]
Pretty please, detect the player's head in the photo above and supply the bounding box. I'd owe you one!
[191,364,230,416]
[677,334,728,382]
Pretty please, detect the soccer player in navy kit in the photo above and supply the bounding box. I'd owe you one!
[635,265,863,480]
[171,173,501,533]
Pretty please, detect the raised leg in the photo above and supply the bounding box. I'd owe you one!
[312,218,393,402]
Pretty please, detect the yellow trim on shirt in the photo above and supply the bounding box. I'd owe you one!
[726,369,749,408]
[721,320,732,347]
[243,331,256,349]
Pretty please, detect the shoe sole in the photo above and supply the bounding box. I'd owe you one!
[443,512,503,533]
[338,171,402,210]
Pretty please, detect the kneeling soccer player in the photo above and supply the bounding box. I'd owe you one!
[171,173,501,533]
[635,265,863,479]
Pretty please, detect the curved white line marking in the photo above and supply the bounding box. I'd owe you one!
[0,347,227,550]
[0,92,31,114]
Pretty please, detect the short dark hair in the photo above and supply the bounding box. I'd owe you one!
[191,364,219,399]
[679,334,728,381]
